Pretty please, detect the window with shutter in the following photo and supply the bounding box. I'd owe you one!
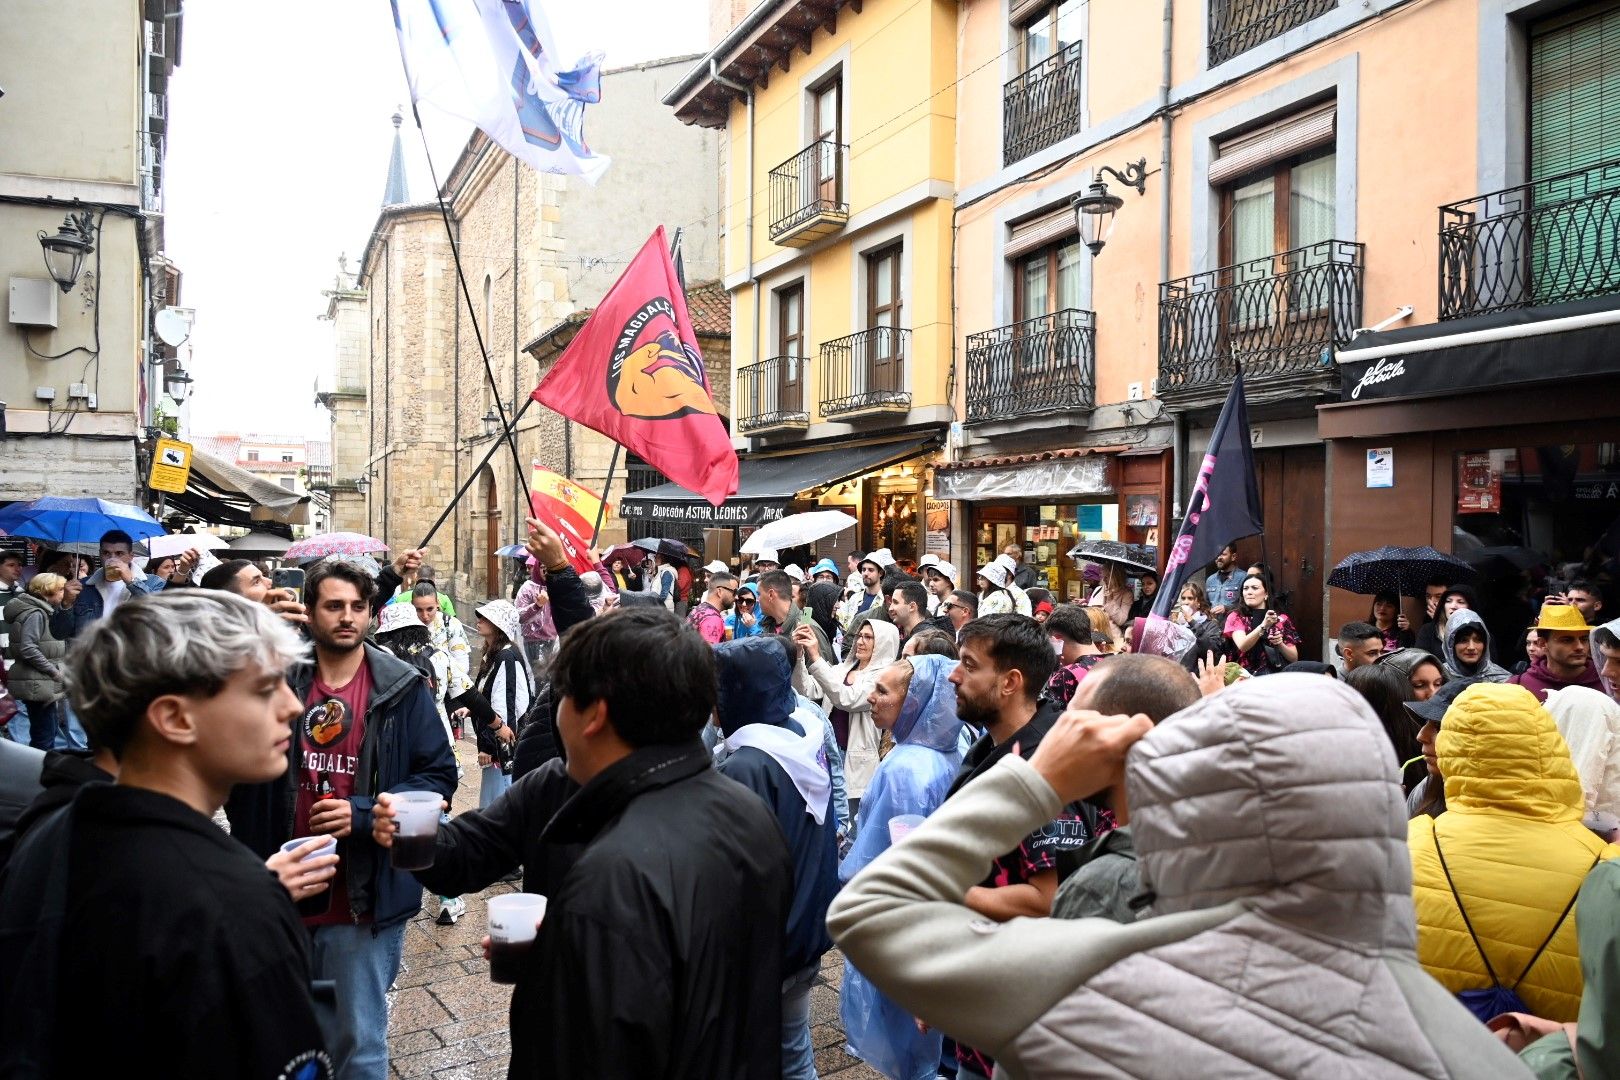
[1529,1,1620,304]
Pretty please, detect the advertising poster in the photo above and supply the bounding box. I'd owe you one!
[924,499,951,555]
[1456,453,1501,514]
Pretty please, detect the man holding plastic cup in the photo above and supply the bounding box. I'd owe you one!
[373,595,793,1077]
[225,557,455,1080]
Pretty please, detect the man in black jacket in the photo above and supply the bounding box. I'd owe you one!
[0,590,331,1079]
[713,635,839,1080]
[379,606,792,1077]
[509,519,597,779]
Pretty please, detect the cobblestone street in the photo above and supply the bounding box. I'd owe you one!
[385,734,883,1078]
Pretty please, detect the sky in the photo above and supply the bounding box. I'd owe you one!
[165,0,708,443]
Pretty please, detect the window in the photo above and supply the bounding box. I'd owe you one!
[281,452,294,463]
[1015,238,1085,322]
[776,283,805,411]
[246,450,260,462]
[812,77,842,205]
[865,244,903,333]
[1017,0,1082,73]
[1212,103,1337,267]
[279,477,296,491]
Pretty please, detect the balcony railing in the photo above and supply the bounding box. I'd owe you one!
[768,140,849,247]
[1439,158,1620,320]
[1209,0,1337,67]
[1158,239,1363,394]
[736,355,811,433]
[1003,42,1084,167]
[305,465,333,489]
[819,327,911,418]
[965,308,1096,423]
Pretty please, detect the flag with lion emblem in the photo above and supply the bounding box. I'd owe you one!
[532,226,738,505]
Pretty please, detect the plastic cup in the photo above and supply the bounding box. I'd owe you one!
[888,814,926,844]
[281,835,338,917]
[388,791,442,870]
[487,893,548,984]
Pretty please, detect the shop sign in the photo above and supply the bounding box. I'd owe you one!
[1365,448,1394,489]
[934,456,1111,501]
[619,499,787,526]
[924,499,951,555]
[1457,453,1501,513]
[1575,481,1620,501]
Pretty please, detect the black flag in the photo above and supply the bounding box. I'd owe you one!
[1152,375,1263,619]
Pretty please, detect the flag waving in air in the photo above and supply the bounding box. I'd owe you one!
[530,465,606,573]
[533,227,739,506]
[1152,374,1263,619]
[391,0,610,184]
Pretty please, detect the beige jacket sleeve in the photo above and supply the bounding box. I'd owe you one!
[827,755,1235,1066]
[805,659,878,712]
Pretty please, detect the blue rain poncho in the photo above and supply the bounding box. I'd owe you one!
[839,654,964,1080]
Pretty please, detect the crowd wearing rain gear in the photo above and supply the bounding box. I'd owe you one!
[794,619,900,800]
[1545,686,1620,839]
[1408,683,1617,1023]
[831,674,1529,1079]
[837,653,964,1080]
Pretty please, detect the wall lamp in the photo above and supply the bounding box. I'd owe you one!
[1071,159,1150,257]
[39,211,96,293]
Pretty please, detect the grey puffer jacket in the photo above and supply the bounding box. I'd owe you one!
[3,594,66,704]
[829,674,1533,1079]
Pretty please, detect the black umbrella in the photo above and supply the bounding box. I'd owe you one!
[1461,545,1547,572]
[1327,546,1478,597]
[1066,539,1156,575]
[631,537,692,559]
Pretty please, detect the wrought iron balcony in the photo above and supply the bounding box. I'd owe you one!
[965,308,1095,424]
[819,327,911,418]
[1158,240,1363,400]
[736,355,811,434]
[1003,42,1084,167]
[1439,158,1620,320]
[768,140,849,247]
[1208,0,1337,67]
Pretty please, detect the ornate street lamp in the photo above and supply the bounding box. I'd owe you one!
[481,406,502,438]
[39,211,96,293]
[1071,159,1149,257]
[164,366,195,404]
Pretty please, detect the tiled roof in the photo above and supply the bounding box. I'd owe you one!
[684,279,730,337]
[936,445,1129,471]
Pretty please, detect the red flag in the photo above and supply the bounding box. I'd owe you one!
[532,227,738,506]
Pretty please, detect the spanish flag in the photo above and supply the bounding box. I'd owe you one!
[531,226,739,506]
[530,465,606,574]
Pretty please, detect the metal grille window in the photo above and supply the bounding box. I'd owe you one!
[1208,0,1338,68]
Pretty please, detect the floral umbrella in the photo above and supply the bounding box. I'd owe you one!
[284,531,389,565]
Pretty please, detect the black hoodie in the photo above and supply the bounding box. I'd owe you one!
[0,783,329,1078]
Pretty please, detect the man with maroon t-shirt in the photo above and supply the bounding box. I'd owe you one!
[226,558,455,1080]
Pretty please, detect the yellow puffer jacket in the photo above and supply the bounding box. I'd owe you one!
[1409,682,1617,1021]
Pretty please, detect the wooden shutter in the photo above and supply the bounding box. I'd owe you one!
[1208,101,1336,186]
[1530,1,1620,181]
[1006,204,1077,259]
[1010,0,1051,27]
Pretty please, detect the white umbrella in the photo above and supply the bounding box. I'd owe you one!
[741,510,858,554]
[147,532,230,558]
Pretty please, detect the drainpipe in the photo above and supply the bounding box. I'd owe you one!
[712,59,759,395]
[1160,0,1186,518]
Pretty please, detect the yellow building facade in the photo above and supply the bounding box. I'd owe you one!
[660,0,959,567]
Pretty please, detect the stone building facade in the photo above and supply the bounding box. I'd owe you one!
[317,261,369,533]
[331,54,724,605]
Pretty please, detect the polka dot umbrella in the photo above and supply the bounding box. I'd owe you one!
[1326,545,1478,598]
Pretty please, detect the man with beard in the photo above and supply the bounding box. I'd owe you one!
[943,613,1105,1080]
[226,559,455,1080]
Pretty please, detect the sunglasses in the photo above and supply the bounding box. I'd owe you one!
[940,602,960,612]
[738,598,756,606]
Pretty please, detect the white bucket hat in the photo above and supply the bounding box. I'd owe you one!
[753,547,780,566]
[784,563,806,583]
[931,560,959,587]
[977,562,1011,590]
[859,547,897,572]
[475,599,524,646]
[376,602,418,636]
[703,560,729,575]
[918,554,940,569]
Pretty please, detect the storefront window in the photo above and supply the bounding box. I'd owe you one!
[973,501,1120,600]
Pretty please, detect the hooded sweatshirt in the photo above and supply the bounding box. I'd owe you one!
[714,636,839,975]
[829,674,1533,1079]
[1512,656,1607,703]
[1442,608,1513,684]
[1595,615,1620,701]
[838,654,964,1080]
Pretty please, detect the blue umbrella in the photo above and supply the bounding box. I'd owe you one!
[0,497,164,546]
[494,543,530,559]
[1327,545,1478,598]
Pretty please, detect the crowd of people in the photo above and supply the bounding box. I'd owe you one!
[3,520,1620,1079]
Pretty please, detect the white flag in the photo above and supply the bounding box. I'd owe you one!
[391,0,610,184]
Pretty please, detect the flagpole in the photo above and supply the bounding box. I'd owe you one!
[407,102,530,509]
[417,396,538,551]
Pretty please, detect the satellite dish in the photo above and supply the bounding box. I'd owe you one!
[155,307,193,347]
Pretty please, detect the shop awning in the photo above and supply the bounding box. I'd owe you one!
[1335,293,1620,404]
[173,449,311,527]
[620,436,938,526]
